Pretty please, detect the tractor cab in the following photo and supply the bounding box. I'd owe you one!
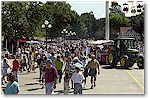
[114,38,138,56]
[108,38,144,69]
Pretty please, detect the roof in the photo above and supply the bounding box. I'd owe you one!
[120,27,132,33]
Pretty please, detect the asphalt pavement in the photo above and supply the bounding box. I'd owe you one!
[1,61,144,95]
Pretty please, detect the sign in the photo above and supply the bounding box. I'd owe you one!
[1,36,4,41]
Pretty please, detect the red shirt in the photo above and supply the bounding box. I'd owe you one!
[45,67,58,83]
[12,59,19,72]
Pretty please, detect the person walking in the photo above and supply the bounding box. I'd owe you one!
[70,57,83,89]
[49,52,56,65]
[82,57,89,88]
[12,56,19,82]
[54,55,64,83]
[40,56,47,87]
[3,73,20,94]
[43,59,58,94]
[64,56,72,94]
[37,54,43,82]
[85,54,100,89]
[1,58,10,85]
[20,55,28,73]
[71,64,85,94]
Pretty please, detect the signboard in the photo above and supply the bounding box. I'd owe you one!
[1,36,4,41]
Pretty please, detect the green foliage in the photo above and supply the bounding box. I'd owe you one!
[110,12,131,33]
[2,1,78,40]
[2,1,144,42]
[131,12,144,41]
[70,12,98,39]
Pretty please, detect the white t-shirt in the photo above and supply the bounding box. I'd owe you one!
[71,72,85,84]
[18,48,21,54]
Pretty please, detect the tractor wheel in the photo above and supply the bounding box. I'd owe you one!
[108,51,117,68]
[137,56,144,69]
[120,56,130,69]
[129,62,135,67]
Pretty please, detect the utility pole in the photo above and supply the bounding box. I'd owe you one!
[105,1,110,40]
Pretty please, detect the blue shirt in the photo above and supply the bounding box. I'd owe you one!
[4,81,20,95]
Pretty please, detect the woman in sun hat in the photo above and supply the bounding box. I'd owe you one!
[71,64,85,94]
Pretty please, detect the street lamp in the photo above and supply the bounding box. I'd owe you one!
[71,32,76,36]
[42,20,52,51]
[61,29,68,41]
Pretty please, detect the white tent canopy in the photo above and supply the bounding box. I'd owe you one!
[88,40,114,45]
[26,40,40,44]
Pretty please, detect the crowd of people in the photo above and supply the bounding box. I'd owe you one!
[1,40,103,95]
[1,39,145,95]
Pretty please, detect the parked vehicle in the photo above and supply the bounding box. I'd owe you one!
[88,40,114,64]
[108,38,144,69]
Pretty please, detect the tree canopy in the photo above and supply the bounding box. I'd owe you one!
[2,1,144,41]
[2,1,78,40]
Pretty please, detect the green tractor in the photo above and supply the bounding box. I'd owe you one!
[108,38,144,69]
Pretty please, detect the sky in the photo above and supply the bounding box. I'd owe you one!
[40,0,144,19]
[66,1,144,19]
[66,1,106,19]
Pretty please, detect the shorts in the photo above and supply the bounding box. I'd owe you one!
[2,68,8,76]
[89,68,97,77]
[83,69,89,77]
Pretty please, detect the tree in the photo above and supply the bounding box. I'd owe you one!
[95,18,105,40]
[131,12,144,41]
[70,12,98,39]
[109,1,131,40]
[42,1,79,39]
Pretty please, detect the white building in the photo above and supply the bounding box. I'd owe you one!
[118,27,141,41]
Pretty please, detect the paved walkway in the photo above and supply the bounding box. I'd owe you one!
[1,59,144,95]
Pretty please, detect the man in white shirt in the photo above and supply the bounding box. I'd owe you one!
[71,65,85,94]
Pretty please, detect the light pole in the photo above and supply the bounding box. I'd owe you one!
[61,29,68,42]
[105,1,110,40]
[42,20,52,51]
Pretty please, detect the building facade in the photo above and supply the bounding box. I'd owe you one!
[118,27,141,41]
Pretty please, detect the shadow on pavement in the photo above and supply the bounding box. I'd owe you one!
[54,90,64,93]
[133,68,144,70]
[101,65,114,69]
[33,78,40,80]
[101,65,133,70]
[19,73,28,75]
[115,66,132,70]
[83,88,91,91]
[25,82,39,85]
[26,87,44,91]
[54,90,74,94]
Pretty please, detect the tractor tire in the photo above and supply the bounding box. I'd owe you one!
[137,56,144,69]
[129,62,135,67]
[108,51,117,68]
[120,55,130,69]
